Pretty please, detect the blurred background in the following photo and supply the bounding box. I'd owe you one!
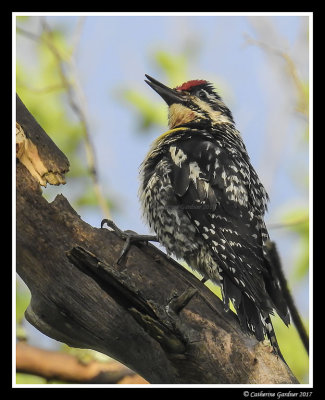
[15,13,310,384]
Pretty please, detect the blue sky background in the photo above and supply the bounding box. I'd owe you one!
[15,13,310,362]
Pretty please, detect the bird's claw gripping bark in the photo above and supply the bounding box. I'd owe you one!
[101,219,158,265]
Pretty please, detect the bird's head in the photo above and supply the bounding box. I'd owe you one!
[145,74,234,129]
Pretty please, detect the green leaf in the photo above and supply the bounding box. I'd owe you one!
[16,280,31,323]
[273,315,309,383]
[123,89,166,130]
[282,208,309,235]
[74,187,100,207]
[153,50,188,86]
[16,16,30,22]
[16,373,47,384]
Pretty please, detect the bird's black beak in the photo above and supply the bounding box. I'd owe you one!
[145,74,184,106]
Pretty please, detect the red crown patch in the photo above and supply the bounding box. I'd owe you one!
[175,80,207,91]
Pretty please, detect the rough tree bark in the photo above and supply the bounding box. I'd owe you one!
[16,94,299,384]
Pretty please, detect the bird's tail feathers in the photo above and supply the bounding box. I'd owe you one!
[221,274,287,364]
[263,315,287,364]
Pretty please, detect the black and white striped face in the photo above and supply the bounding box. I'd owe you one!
[145,75,234,129]
[172,81,235,128]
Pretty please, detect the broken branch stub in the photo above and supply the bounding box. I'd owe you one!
[16,93,69,186]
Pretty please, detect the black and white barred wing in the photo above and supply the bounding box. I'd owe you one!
[168,138,288,338]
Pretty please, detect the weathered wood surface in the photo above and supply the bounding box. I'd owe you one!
[16,94,299,384]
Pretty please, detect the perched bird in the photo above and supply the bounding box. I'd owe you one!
[138,74,290,359]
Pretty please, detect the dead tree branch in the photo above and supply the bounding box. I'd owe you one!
[16,94,299,384]
[16,342,148,384]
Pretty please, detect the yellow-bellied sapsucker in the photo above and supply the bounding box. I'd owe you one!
[139,74,290,359]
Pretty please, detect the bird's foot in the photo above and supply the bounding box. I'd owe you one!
[101,219,158,264]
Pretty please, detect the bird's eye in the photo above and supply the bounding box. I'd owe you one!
[198,90,207,100]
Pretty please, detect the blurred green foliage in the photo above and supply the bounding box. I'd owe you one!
[282,208,309,283]
[16,372,69,384]
[278,51,309,383]
[121,50,192,131]
[16,373,47,384]
[120,50,190,132]
[273,315,309,382]
[16,19,114,214]
[122,89,166,130]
